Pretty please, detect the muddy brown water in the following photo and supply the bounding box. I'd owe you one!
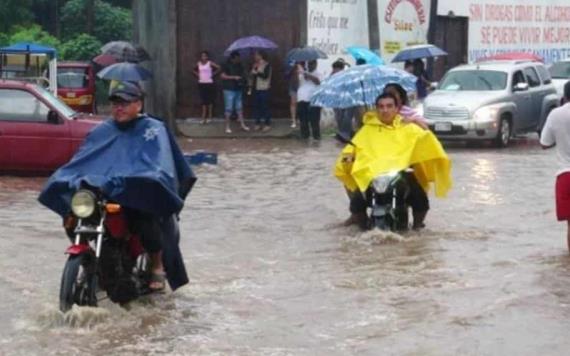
[1,137,570,355]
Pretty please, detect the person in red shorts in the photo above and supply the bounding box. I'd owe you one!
[541,80,570,252]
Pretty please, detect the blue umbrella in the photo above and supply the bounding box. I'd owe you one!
[391,44,448,62]
[97,62,153,81]
[224,36,278,56]
[286,47,328,63]
[346,46,385,65]
[310,64,417,109]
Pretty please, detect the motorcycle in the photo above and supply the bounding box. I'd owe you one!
[59,187,150,312]
[336,133,411,231]
[367,169,412,231]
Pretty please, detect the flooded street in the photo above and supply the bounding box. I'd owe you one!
[1,137,570,355]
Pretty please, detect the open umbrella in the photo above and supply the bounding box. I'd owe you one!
[97,62,153,81]
[310,64,417,109]
[286,47,328,63]
[346,46,385,65]
[224,35,278,56]
[101,41,151,63]
[476,52,543,62]
[391,44,447,63]
[92,54,117,67]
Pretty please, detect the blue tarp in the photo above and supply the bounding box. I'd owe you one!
[0,42,57,58]
[38,116,196,217]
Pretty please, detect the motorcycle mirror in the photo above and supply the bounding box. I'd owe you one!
[335,132,355,146]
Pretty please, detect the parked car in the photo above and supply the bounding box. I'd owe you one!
[0,80,101,174]
[421,60,559,147]
[549,58,570,101]
[57,61,97,114]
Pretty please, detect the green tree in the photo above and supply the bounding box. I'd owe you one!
[9,24,61,50]
[0,0,33,33]
[61,0,132,44]
[61,33,102,60]
[0,33,9,47]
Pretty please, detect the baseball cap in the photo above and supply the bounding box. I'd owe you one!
[108,81,145,102]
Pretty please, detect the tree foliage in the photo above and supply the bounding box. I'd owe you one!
[61,33,102,60]
[8,25,62,50]
[0,0,34,33]
[61,0,132,44]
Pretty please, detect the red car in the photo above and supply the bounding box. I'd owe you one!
[57,61,97,114]
[0,80,101,175]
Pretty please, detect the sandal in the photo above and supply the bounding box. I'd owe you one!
[148,272,166,292]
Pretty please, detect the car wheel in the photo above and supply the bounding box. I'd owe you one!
[495,118,511,148]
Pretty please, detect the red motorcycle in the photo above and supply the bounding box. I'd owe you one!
[60,187,150,312]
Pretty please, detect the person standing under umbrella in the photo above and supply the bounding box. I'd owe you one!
[297,60,324,140]
[193,51,220,125]
[249,51,272,132]
[221,51,250,134]
[413,59,431,100]
[330,60,356,138]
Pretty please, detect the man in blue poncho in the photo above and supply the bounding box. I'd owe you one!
[39,81,196,292]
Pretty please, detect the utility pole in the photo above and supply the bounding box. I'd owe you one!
[427,0,439,78]
[367,0,380,51]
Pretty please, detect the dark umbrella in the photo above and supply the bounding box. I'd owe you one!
[391,44,447,62]
[97,62,153,81]
[101,41,151,63]
[92,54,117,67]
[286,47,328,62]
[224,35,278,56]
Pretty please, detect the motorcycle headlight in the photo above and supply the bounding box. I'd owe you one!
[473,106,499,123]
[71,190,96,218]
[372,172,398,194]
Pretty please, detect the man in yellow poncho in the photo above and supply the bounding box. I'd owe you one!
[335,92,452,229]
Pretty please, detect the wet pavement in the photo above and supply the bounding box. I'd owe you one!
[1,136,570,355]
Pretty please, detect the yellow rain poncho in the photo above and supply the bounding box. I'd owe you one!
[335,111,452,197]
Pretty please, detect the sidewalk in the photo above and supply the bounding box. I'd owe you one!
[176,118,299,138]
[177,110,336,138]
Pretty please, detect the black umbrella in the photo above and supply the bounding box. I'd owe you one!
[286,46,328,62]
[101,41,151,63]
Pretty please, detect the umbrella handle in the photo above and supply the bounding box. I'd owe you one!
[360,80,366,106]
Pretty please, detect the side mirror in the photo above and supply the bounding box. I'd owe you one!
[429,82,438,90]
[47,110,61,124]
[513,82,529,92]
[335,132,355,146]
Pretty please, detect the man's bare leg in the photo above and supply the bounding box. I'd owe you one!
[149,251,165,290]
[238,111,250,131]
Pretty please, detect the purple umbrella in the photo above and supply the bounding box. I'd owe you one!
[224,36,278,56]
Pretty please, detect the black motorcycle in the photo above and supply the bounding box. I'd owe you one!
[59,187,150,312]
[336,133,412,231]
[367,170,412,231]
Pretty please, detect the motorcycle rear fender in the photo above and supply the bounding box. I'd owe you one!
[66,244,94,256]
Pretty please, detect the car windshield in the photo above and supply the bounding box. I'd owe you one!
[549,61,570,79]
[35,85,76,118]
[439,70,507,91]
[57,67,89,89]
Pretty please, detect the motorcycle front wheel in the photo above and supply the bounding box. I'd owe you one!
[59,254,97,312]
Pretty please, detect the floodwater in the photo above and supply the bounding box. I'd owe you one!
[1,137,570,355]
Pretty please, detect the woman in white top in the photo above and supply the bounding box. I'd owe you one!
[193,51,221,124]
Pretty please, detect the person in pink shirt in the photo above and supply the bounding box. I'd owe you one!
[193,51,221,124]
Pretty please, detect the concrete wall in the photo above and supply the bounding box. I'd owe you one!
[132,0,177,130]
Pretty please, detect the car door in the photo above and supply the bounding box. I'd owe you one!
[0,88,71,172]
[510,70,533,131]
[522,66,544,128]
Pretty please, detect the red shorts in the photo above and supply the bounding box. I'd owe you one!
[556,172,570,221]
